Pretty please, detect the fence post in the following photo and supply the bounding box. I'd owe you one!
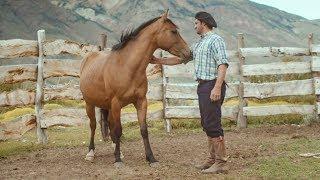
[309,33,320,121]
[100,33,107,51]
[237,33,248,128]
[35,30,48,143]
[161,51,171,132]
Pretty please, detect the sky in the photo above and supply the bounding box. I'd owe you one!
[250,0,320,20]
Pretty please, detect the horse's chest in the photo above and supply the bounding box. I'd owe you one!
[120,81,146,100]
[124,85,143,96]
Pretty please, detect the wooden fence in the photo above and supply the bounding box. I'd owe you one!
[0,30,319,141]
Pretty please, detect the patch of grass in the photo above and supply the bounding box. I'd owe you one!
[0,140,41,158]
[281,56,302,62]
[0,106,18,115]
[168,99,197,106]
[122,101,163,113]
[0,131,41,157]
[279,138,320,155]
[247,95,315,105]
[245,137,320,178]
[0,107,34,122]
[218,95,314,106]
[248,114,305,125]
[224,98,239,106]
[248,73,312,83]
[44,103,64,110]
[122,119,204,141]
[122,120,167,141]
[171,119,201,130]
[246,157,320,178]
[0,125,96,158]
[0,101,83,122]
[45,99,85,108]
[0,81,35,92]
[46,126,95,147]
[222,118,237,130]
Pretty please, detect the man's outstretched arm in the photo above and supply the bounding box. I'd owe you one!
[149,56,182,65]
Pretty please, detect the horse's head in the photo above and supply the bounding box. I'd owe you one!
[154,10,191,60]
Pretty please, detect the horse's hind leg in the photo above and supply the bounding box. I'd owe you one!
[85,103,96,162]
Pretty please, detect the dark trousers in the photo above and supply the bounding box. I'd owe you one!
[197,79,226,138]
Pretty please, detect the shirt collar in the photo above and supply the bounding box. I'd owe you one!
[200,30,214,39]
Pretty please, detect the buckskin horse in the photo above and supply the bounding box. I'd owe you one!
[80,10,190,166]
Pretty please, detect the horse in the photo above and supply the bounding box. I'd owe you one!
[79,10,190,166]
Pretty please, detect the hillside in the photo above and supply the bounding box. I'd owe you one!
[0,0,115,45]
[1,0,319,49]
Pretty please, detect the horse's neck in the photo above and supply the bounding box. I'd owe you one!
[122,32,157,73]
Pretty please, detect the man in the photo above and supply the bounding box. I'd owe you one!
[150,11,229,174]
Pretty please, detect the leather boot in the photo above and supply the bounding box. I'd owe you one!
[195,137,215,170]
[202,136,228,174]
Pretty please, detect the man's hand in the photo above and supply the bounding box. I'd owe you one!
[210,86,221,102]
[149,56,163,64]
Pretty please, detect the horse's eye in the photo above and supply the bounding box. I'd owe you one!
[171,30,178,34]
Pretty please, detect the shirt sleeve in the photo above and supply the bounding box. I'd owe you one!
[212,38,229,68]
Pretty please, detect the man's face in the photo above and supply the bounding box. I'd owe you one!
[194,19,204,35]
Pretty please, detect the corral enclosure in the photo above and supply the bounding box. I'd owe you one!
[0,30,319,142]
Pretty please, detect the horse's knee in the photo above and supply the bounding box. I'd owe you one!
[114,127,122,138]
[140,126,148,138]
[110,126,122,142]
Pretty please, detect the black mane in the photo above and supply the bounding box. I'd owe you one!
[112,17,177,51]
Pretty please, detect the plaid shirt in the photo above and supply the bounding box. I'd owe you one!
[182,31,229,80]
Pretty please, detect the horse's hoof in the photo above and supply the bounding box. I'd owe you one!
[85,155,94,162]
[149,162,160,167]
[114,162,124,168]
[85,150,94,162]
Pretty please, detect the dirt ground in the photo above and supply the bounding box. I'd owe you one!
[1,123,320,179]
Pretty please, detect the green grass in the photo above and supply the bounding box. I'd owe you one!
[247,95,315,105]
[0,140,42,158]
[0,81,35,92]
[45,99,85,108]
[281,56,302,62]
[0,126,93,158]
[245,138,320,178]
[248,73,312,83]
[0,107,34,122]
[247,157,320,178]
[248,114,305,125]
[121,101,163,113]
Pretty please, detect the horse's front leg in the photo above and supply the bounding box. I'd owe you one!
[110,98,123,167]
[134,97,158,166]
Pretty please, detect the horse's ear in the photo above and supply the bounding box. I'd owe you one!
[161,9,169,20]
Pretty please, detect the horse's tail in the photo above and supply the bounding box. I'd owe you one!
[99,108,109,142]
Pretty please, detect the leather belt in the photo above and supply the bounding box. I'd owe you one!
[196,79,214,84]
